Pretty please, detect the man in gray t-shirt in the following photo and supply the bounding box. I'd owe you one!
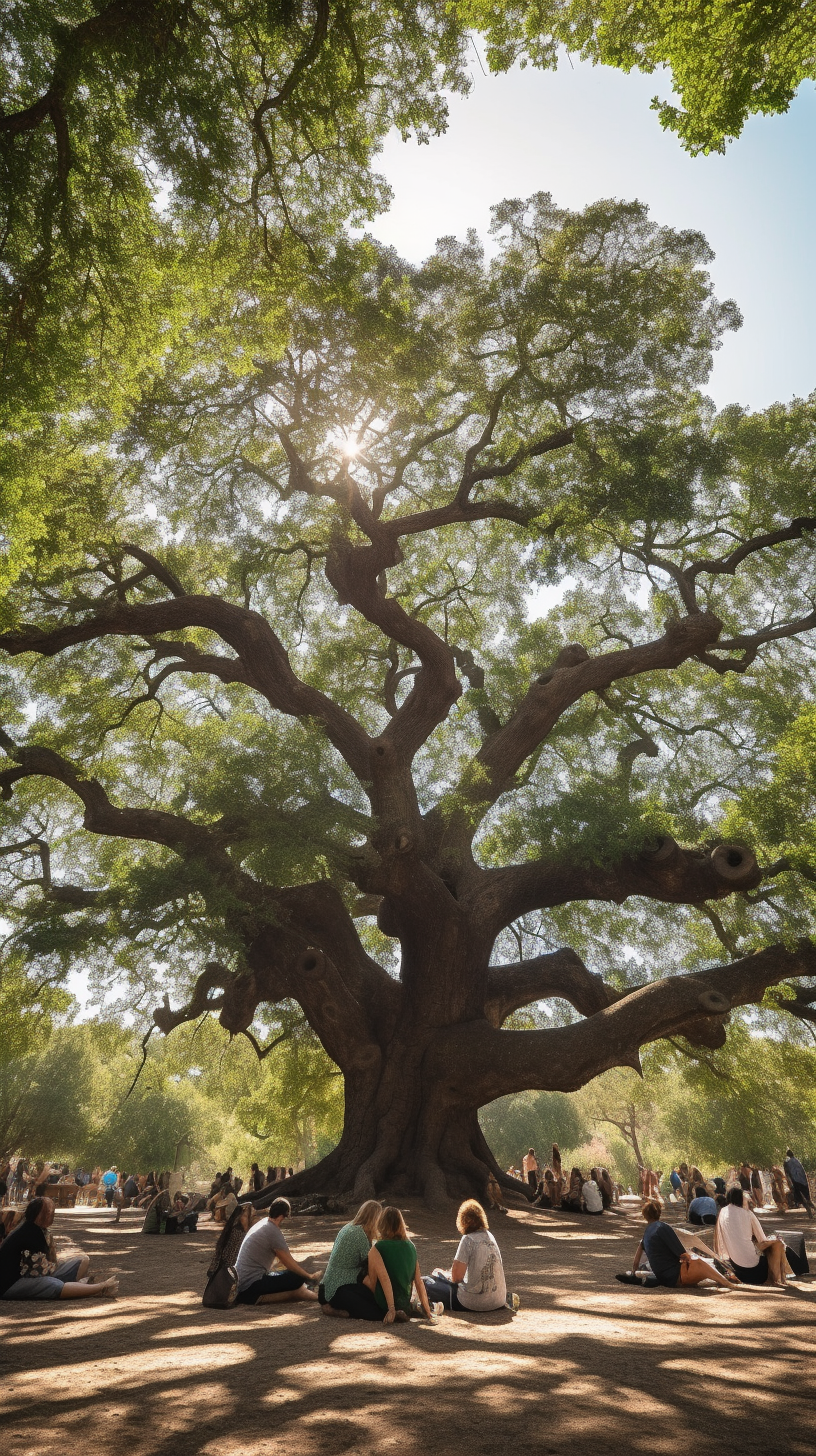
[234,1198,322,1305]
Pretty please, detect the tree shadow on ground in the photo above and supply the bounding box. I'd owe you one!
[1,1206,815,1456]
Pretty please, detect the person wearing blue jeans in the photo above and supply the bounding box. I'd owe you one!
[422,1200,517,1314]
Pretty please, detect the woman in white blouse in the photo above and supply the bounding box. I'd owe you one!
[714,1186,788,1286]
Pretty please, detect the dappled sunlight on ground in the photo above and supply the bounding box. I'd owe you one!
[1,1203,814,1454]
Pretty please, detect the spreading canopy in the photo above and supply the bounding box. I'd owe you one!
[469,0,816,153]
[2,193,816,1199]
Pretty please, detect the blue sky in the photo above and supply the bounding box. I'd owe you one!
[369,53,816,414]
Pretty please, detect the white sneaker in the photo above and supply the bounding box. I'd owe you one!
[506,1291,520,1312]
[432,1301,444,1316]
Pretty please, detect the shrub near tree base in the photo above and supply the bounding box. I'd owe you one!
[2,195,816,1203]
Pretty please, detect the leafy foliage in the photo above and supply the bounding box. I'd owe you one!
[479,1088,586,1169]
[467,0,816,152]
[1,188,816,1180]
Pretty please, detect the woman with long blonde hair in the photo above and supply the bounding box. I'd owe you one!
[319,1200,398,1322]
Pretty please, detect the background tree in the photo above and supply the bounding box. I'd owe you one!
[468,0,816,153]
[2,193,816,1204]
[659,1028,816,1169]
[576,1065,661,1173]
[479,1089,584,1171]
[0,1,471,589]
[0,953,78,1161]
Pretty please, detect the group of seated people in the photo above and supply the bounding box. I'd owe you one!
[622,1187,793,1291]
[206,1165,295,1223]
[206,1196,519,1320]
[666,1152,815,1218]
[510,1146,618,1214]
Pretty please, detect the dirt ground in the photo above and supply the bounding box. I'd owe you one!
[2,1201,815,1455]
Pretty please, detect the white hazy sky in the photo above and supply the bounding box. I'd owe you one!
[368,53,816,414]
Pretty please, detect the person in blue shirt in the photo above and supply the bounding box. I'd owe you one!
[669,1168,683,1197]
[101,1167,118,1208]
[688,1185,718,1226]
[632,1201,736,1288]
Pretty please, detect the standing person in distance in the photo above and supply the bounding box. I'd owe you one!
[522,1149,539,1191]
[783,1150,815,1216]
[101,1166,118,1208]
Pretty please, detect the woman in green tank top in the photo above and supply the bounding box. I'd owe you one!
[364,1206,438,1320]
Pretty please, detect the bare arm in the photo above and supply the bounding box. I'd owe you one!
[413,1262,434,1318]
[275,1246,322,1282]
[631,1240,645,1275]
[367,1246,397,1324]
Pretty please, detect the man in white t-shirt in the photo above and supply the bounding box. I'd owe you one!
[522,1149,539,1190]
[234,1198,322,1305]
[714,1186,787,1285]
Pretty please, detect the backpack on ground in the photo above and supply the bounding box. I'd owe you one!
[202,1262,238,1308]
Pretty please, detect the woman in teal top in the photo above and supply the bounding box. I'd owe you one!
[365,1206,438,1320]
[319,1200,398,1323]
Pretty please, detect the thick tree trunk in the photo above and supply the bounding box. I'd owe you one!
[253,1020,524,1210]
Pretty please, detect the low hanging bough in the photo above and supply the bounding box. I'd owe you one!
[2,197,816,1203]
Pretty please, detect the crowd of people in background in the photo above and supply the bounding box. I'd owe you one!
[638,1151,816,1218]
[0,1159,298,1220]
[504,1145,621,1215]
[1,1144,813,1307]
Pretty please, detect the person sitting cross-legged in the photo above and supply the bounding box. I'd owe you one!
[319,1200,398,1323]
[0,1198,119,1301]
[629,1199,738,1290]
[364,1205,438,1320]
[423,1198,518,1313]
[234,1197,321,1306]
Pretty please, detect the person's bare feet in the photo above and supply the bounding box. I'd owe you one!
[321,1303,349,1318]
[95,1278,119,1299]
[394,1310,410,1322]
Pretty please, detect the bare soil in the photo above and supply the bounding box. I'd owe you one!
[2,1202,815,1454]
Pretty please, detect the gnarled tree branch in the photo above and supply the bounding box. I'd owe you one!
[485,947,620,1026]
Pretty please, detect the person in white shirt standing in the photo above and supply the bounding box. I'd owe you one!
[715,1186,788,1286]
[234,1198,322,1305]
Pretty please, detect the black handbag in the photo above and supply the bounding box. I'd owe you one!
[202,1262,239,1308]
[775,1231,810,1276]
